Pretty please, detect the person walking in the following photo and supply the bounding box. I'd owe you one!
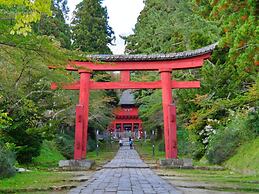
[119,138,123,147]
[129,137,133,149]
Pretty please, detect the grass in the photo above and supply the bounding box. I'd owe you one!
[134,139,166,162]
[30,140,65,169]
[136,138,259,193]
[0,140,76,193]
[0,140,118,193]
[225,137,259,175]
[86,141,118,166]
[0,170,75,193]
[155,168,259,193]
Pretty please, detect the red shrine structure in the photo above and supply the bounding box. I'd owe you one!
[50,43,217,160]
[108,90,143,138]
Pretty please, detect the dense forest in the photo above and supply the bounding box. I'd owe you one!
[126,0,258,164]
[0,0,258,179]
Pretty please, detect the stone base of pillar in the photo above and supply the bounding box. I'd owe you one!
[159,158,193,168]
[59,160,95,171]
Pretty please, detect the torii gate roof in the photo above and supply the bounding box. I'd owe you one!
[85,43,217,62]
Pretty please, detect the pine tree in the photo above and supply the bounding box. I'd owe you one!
[71,0,114,54]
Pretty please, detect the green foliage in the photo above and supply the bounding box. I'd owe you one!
[158,140,165,152]
[0,0,52,35]
[71,0,114,53]
[87,136,97,152]
[32,140,65,168]
[189,135,205,160]
[205,108,258,164]
[0,111,12,129]
[36,0,71,49]
[0,0,117,165]
[195,0,258,99]
[126,0,258,164]
[55,132,74,159]
[225,137,259,175]
[0,141,16,179]
[138,90,163,132]
[177,128,191,157]
[0,4,74,164]
[206,127,241,164]
[126,0,219,54]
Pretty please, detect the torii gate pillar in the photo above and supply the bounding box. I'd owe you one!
[49,43,216,160]
[74,71,91,160]
[160,69,177,159]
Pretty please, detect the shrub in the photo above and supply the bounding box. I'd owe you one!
[32,140,65,168]
[2,124,43,164]
[177,129,191,157]
[55,133,74,159]
[0,142,16,179]
[87,136,97,152]
[206,109,256,164]
[158,140,165,152]
[246,109,259,135]
[206,127,240,164]
[14,128,42,164]
[191,141,205,160]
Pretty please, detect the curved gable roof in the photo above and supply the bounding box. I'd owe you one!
[119,90,135,105]
[86,43,217,62]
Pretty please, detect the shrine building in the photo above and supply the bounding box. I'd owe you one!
[108,90,143,138]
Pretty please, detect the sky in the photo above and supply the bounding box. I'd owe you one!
[67,0,145,54]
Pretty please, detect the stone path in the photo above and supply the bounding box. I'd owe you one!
[69,140,182,194]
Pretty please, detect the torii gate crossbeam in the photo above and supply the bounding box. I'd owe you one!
[49,43,216,160]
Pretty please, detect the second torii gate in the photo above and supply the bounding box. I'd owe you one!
[50,43,216,160]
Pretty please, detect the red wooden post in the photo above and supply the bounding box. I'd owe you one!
[79,71,91,159]
[74,104,84,160]
[49,44,214,160]
[169,104,177,158]
[120,71,130,82]
[160,69,173,159]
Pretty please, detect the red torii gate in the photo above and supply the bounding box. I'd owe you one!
[50,43,216,160]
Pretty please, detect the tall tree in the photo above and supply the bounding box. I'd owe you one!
[71,0,114,53]
[0,2,72,163]
[126,0,219,54]
[126,0,220,131]
[37,0,71,49]
[126,0,258,160]
[194,0,258,98]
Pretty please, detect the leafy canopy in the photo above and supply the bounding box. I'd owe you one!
[0,0,52,35]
